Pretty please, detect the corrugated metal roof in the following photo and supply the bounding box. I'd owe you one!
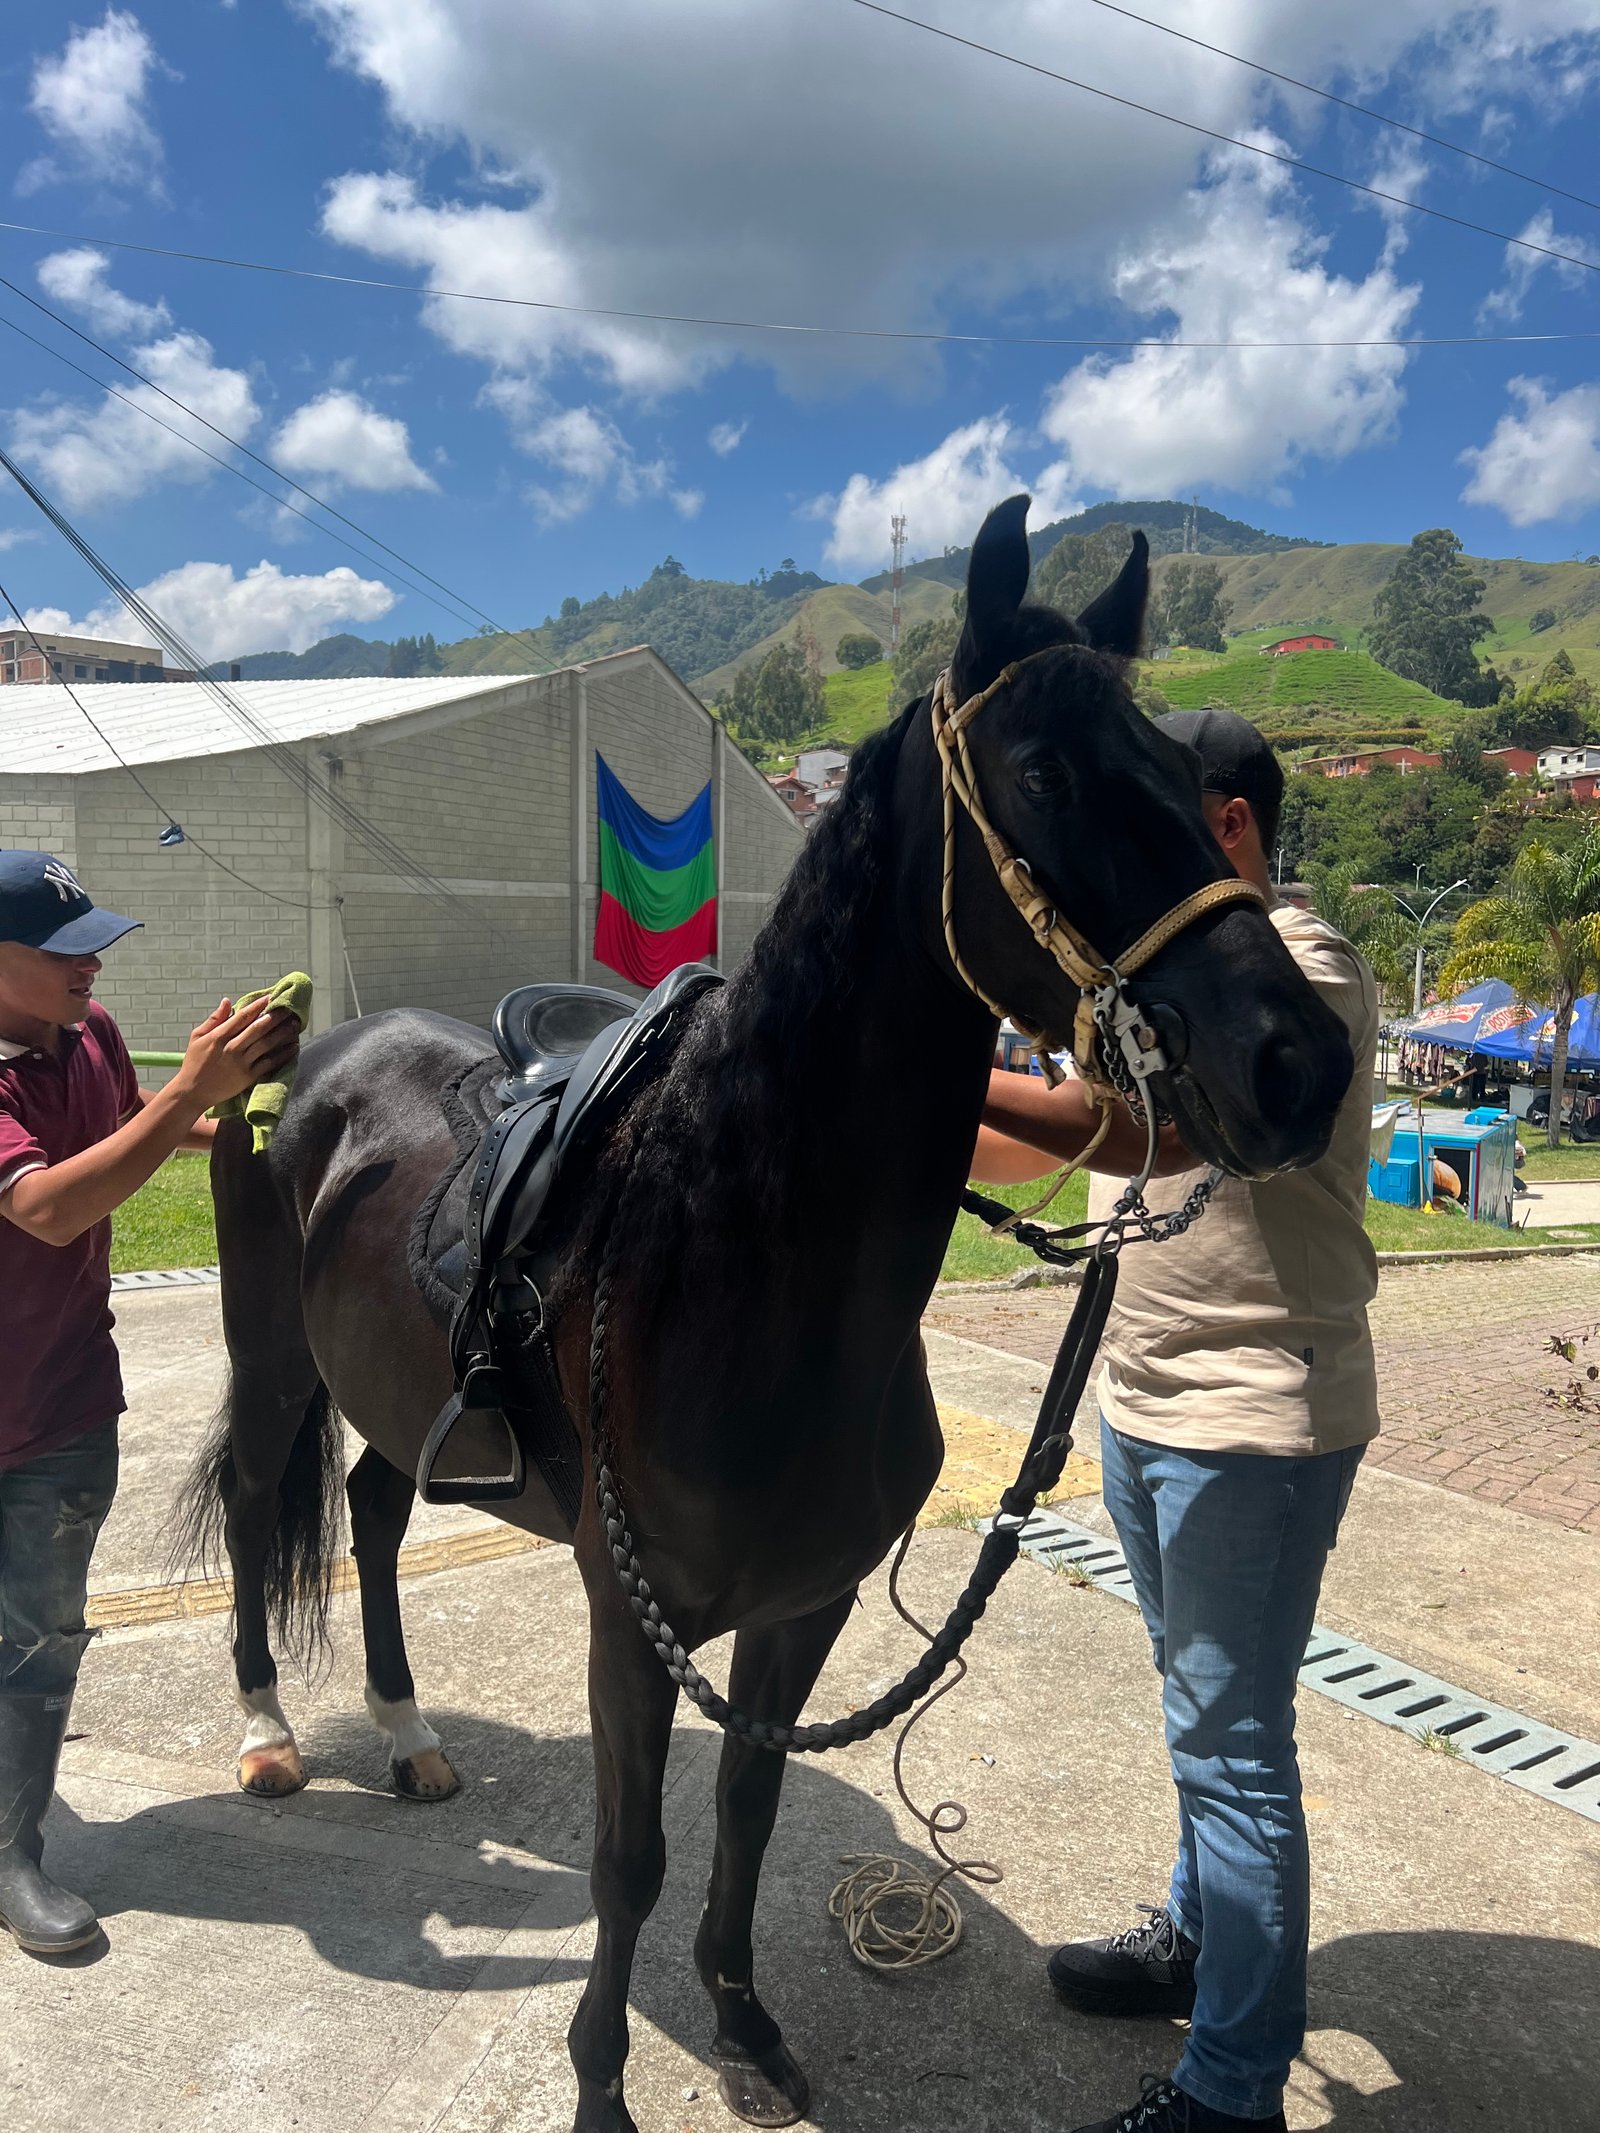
[0,674,535,777]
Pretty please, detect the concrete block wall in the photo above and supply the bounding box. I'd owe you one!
[0,777,78,872]
[336,676,573,1028]
[720,733,806,970]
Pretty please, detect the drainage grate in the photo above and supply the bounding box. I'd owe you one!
[110,1265,221,1291]
[1006,1507,1600,1827]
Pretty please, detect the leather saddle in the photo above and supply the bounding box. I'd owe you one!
[416,962,724,1516]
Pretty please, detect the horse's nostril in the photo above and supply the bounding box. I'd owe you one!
[1257,1035,1325,1124]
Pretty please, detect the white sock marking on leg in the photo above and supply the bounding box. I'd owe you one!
[237,1684,295,1754]
[364,1685,442,1764]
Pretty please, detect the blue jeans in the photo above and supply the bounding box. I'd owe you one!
[0,1423,119,1696]
[1099,1417,1363,2122]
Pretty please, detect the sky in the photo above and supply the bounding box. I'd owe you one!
[4,2,1600,662]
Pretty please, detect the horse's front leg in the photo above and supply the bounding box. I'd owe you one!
[693,1592,856,2129]
[567,1559,679,2133]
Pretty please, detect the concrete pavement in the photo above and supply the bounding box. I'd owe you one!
[2,1286,1597,2132]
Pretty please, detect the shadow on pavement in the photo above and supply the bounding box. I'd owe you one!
[43,1709,1598,2128]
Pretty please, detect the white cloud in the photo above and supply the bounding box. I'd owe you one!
[819,416,1080,574]
[1479,210,1600,323]
[21,9,167,195]
[1460,378,1600,525]
[36,559,397,662]
[8,327,259,513]
[37,247,171,339]
[479,384,699,524]
[270,388,435,492]
[299,0,1599,409]
[1037,145,1418,500]
[0,529,41,554]
[708,419,748,457]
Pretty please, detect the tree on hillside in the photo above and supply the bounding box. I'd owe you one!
[386,633,443,677]
[1530,608,1558,634]
[893,595,962,703]
[1481,649,1597,752]
[1439,727,1508,792]
[722,637,827,744]
[836,631,883,669]
[1441,833,1600,1148]
[1370,529,1503,705]
[1151,560,1232,652]
[1033,522,1132,624]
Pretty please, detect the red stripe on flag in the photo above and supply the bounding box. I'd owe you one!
[594,891,717,989]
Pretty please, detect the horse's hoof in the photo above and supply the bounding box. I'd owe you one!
[392,1747,461,1801]
[237,1744,307,1797]
[713,2043,810,2128]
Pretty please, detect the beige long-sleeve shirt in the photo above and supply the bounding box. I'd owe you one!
[1088,901,1381,1457]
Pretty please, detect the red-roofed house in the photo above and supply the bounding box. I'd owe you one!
[1260,634,1339,655]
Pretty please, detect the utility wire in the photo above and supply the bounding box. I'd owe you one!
[1,216,1599,349]
[0,305,527,650]
[0,446,508,945]
[849,0,1600,286]
[0,573,328,912]
[0,270,562,677]
[1082,0,1600,219]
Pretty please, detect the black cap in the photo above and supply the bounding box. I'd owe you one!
[1154,707,1284,824]
[0,850,141,955]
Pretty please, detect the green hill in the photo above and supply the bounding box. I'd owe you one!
[1152,643,1455,742]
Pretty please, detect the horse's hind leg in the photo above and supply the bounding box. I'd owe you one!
[693,1592,856,2129]
[346,1445,459,1801]
[566,1579,678,2133]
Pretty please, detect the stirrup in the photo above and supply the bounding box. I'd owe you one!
[417,1363,527,1503]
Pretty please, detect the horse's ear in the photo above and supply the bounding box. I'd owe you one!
[954,494,1031,687]
[1077,530,1150,658]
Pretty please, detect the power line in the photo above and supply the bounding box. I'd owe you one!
[0,574,328,912]
[1081,0,1600,219]
[0,305,527,649]
[1,216,1599,350]
[0,446,508,946]
[0,270,562,677]
[848,0,1600,287]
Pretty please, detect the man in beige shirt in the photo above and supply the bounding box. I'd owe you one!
[974,709,1380,2133]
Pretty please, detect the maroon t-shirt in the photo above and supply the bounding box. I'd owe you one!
[0,1001,140,1470]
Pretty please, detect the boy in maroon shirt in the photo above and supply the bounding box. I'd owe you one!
[0,850,296,1955]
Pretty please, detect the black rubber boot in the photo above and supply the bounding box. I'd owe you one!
[1048,1903,1199,2016]
[1070,2075,1286,2133]
[0,1689,100,1956]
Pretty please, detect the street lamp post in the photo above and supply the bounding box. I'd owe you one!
[1390,878,1469,1018]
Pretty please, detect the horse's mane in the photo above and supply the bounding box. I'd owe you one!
[564,701,920,1324]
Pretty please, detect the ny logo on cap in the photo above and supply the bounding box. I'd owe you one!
[43,860,83,903]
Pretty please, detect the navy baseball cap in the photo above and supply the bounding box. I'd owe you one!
[1154,707,1285,821]
[0,850,142,955]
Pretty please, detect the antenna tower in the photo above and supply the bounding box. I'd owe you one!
[889,513,908,656]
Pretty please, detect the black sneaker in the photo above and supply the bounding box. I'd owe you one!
[1047,1903,1199,2016]
[1070,2074,1287,2133]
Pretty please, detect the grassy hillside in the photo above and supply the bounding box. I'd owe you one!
[1152,643,1455,740]
[1160,546,1600,689]
[695,577,950,698]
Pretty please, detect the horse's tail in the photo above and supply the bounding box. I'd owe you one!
[171,1375,345,1670]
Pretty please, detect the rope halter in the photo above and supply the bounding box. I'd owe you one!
[930,654,1266,1226]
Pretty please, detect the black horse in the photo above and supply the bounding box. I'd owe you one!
[180,497,1351,2133]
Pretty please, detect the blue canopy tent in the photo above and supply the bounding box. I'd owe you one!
[1476,993,1600,1070]
[1386,980,1530,1052]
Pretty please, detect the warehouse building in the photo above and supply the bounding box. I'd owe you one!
[0,647,804,1049]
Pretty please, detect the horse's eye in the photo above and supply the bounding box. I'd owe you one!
[1021,759,1072,800]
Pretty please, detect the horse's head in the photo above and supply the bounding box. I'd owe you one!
[908,493,1352,1178]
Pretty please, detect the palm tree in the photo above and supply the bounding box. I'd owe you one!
[1306,866,1415,1005]
[1440,834,1600,1148]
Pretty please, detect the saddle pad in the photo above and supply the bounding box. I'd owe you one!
[407,1057,504,1324]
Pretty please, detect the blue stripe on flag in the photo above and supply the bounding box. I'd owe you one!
[595,752,712,873]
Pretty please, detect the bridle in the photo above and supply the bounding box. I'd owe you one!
[930,652,1264,1217]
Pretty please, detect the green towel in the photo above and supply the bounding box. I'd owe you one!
[210,971,313,1153]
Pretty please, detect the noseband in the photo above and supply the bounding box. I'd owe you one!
[931,654,1264,1207]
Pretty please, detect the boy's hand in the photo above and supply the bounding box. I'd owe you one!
[172,997,301,1109]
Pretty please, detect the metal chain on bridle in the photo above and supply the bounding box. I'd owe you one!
[585,652,1264,1755]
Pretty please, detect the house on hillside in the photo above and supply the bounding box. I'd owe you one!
[1537,744,1600,782]
[1485,746,1538,777]
[766,771,816,820]
[1297,745,1442,778]
[1260,634,1339,656]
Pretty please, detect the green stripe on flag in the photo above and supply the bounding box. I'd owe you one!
[598,820,716,933]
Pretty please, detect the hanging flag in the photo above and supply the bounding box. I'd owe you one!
[593,752,716,987]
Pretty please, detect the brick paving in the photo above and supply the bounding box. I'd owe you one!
[924,1253,1600,1534]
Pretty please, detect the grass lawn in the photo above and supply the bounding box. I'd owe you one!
[111,1153,217,1274]
[113,1143,1595,1285]
[1517,1141,1600,1180]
